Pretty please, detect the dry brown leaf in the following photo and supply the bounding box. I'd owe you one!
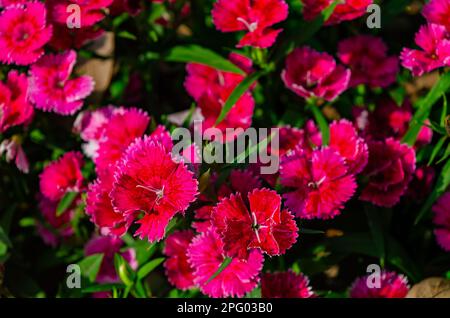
[406,277,450,298]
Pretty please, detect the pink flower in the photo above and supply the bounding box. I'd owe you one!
[48,24,104,51]
[400,24,450,76]
[423,0,450,32]
[187,227,263,298]
[338,35,398,88]
[85,236,137,287]
[216,169,262,200]
[350,271,409,298]
[110,0,142,16]
[193,205,214,233]
[432,192,450,252]
[211,188,298,259]
[212,0,288,48]
[110,137,198,242]
[0,138,29,173]
[29,50,94,115]
[39,151,84,201]
[302,0,373,25]
[0,71,33,133]
[280,147,356,219]
[86,173,130,237]
[163,230,196,290]
[360,138,416,207]
[0,0,28,6]
[0,2,52,65]
[94,108,150,178]
[406,166,435,203]
[50,0,113,27]
[261,271,315,298]
[281,47,350,101]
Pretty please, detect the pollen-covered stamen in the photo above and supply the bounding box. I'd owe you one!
[237,17,258,32]
[136,184,165,205]
[251,212,268,243]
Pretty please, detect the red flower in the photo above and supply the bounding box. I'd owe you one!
[360,138,416,207]
[212,0,288,48]
[302,0,373,26]
[163,230,196,290]
[211,188,298,259]
[262,271,315,298]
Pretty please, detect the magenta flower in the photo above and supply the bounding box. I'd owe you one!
[338,35,398,88]
[163,230,196,291]
[281,46,350,101]
[211,188,298,259]
[110,137,198,242]
[0,1,52,65]
[280,147,356,219]
[262,271,315,298]
[423,0,450,32]
[432,192,450,252]
[212,0,288,48]
[0,0,28,6]
[192,205,214,233]
[50,0,113,28]
[360,138,416,207]
[350,271,409,298]
[0,70,33,134]
[39,151,84,201]
[29,50,95,115]
[400,23,450,76]
[216,169,262,200]
[406,166,435,203]
[302,0,373,25]
[187,227,263,298]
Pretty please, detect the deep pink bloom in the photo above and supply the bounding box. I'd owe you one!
[29,50,95,115]
[282,47,351,101]
[39,151,84,201]
[360,138,416,207]
[406,166,435,203]
[0,71,33,133]
[48,24,104,51]
[280,147,356,219]
[261,271,315,298]
[0,138,29,173]
[94,108,150,178]
[423,0,450,32]
[193,205,214,233]
[338,35,398,88]
[85,236,137,287]
[211,188,298,259]
[110,137,198,242]
[401,24,450,76]
[163,230,196,290]
[187,227,263,298]
[302,0,373,25]
[110,0,142,16]
[50,0,113,27]
[350,271,409,298]
[212,0,288,48]
[216,169,262,200]
[432,192,450,252]
[0,0,28,6]
[0,2,52,65]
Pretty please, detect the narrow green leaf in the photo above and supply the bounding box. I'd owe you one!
[164,45,245,75]
[441,95,448,126]
[437,143,450,164]
[114,254,135,287]
[428,136,447,166]
[0,226,12,248]
[117,31,137,40]
[78,254,104,283]
[230,130,274,165]
[402,73,450,146]
[56,192,78,216]
[299,228,325,235]
[215,70,265,126]
[365,206,385,265]
[137,257,165,280]
[82,283,125,293]
[310,104,330,146]
[206,257,233,284]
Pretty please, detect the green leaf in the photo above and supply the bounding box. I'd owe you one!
[206,257,233,284]
[309,103,330,146]
[299,228,325,235]
[437,143,450,164]
[137,257,165,280]
[441,94,448,126]
[0,226,12,248]
[114,254,135,287]
[415,159,450,224]
[245,288,261,298]
[215,70,265,126]
[164,45,245,75]
[56,192,78,216]
[229,129,275,165]
[78,254,104,283]
[82,283,125,293]
[402,73,450,146]
[428,135,447,165]
[365,206,385,265]
[117,31,137,40]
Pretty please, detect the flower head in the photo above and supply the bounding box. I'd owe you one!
[211,188,298,259]
[432,192,450,252]
[29,50,95,115]
[50,0,113,27]
[302,0,373,25]
[282,46,350,101]
[187,227,263,298]
[423,0,450,32]
[110,137,198,242]
[262,271,315,298]
[212,0,288,48]
[350,271,409,298]
[0,1,52,65]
